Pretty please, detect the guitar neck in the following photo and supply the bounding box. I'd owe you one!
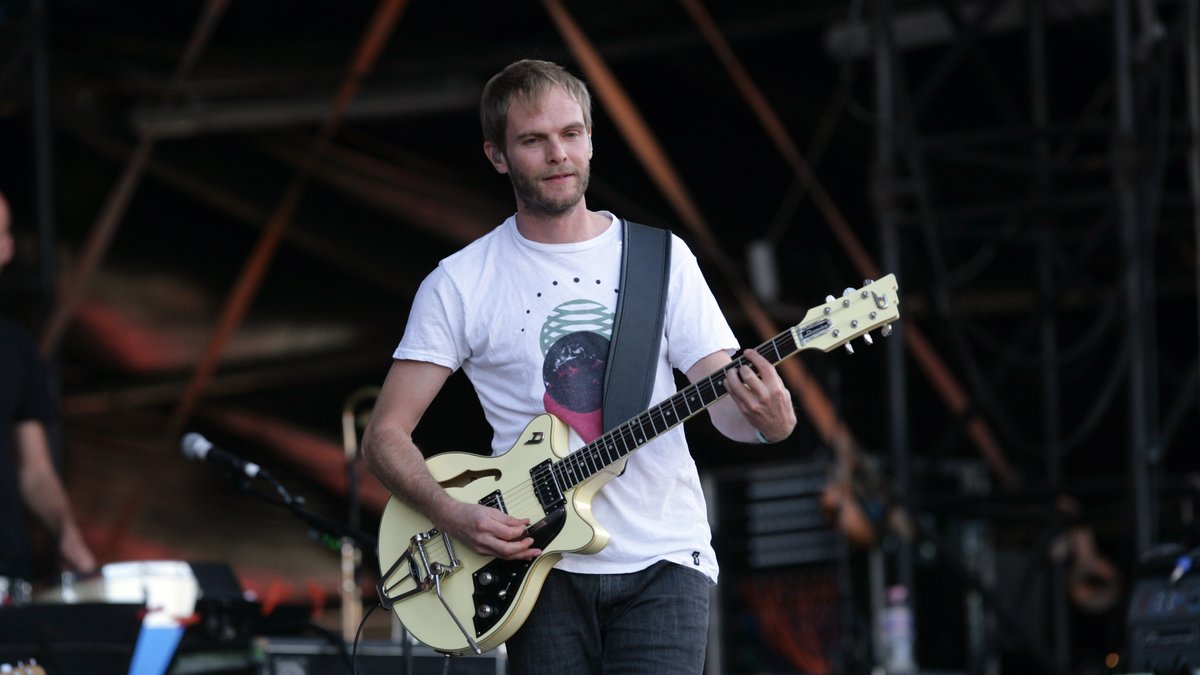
[552,319,817,490]
[550,274,899,491]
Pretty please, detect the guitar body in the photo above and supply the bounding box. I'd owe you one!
[378,413,625,654]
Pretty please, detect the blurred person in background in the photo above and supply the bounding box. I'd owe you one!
[0,190,95,604]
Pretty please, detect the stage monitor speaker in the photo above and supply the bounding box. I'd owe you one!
[0,602,144,675]
[255,637,506,675]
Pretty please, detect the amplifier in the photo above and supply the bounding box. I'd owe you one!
[707,460,838,571]
[1124,558,1200,674]
[255,637,506,675]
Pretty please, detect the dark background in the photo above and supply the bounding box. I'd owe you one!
[1,1,1197,673]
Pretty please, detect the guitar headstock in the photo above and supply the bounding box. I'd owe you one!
[793,274,900,354]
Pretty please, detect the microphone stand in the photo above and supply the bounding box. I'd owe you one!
[339,386,414,672]
[340,387,377,648]
[233,468,378,558]
[222,468,378,674]
[216,461,374,662]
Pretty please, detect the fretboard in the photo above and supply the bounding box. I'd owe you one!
[549,316,832,490]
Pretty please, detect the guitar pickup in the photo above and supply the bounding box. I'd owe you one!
[480,489,507,514]
[530,459,565,511]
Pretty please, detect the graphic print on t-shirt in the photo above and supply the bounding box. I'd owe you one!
[539,297,613,443]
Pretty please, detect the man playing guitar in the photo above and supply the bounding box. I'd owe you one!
[362,59,797,673]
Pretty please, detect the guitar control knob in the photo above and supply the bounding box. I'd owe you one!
[477,571,495,586]
[477,604,495,619]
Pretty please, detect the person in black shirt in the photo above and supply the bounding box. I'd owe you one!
[0,191,95,599]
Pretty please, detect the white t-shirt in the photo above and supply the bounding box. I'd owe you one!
[394,212,738,582]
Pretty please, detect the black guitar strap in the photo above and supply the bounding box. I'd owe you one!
[602,219,671,433]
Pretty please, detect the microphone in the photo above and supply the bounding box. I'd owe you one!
[181,433,262,479]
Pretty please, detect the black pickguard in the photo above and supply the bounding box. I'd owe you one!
[471,506,567,636]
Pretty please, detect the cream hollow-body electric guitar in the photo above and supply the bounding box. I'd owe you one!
[377,275,901,654]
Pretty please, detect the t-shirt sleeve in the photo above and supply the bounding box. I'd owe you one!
[664,235,739,374]
[393,265,470,372]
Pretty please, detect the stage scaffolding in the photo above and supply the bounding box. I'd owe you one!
[4,1,1200,672]
[847,0,1199,672]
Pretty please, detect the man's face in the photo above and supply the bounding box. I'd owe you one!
[496,86,592,216]
[0,196,12,273]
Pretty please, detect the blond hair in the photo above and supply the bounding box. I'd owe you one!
[480,59,592,152]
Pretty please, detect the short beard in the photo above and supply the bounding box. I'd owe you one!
[509,163,590,216]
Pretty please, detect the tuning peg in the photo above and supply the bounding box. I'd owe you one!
[881,324,893,337]
[825,295,836,303]
[842,287,856,297]
[863,333,874,345]
[844,342,855,355]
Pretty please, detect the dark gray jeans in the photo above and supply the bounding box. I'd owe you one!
[504,560,713,674]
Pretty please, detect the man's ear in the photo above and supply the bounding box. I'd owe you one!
[484,141,508,173]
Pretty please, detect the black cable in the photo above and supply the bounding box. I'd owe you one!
[1053,347,1129,454]
[958,286,1119,370]
[891,53,1044,459]
[1159,360,1200,456]
[352,601,383,675]
[952,211,1125,375]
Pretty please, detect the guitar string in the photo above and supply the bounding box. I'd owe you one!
[462,339,777,521]
[520,320,818,512]
[553,331,795,485]
[506,331,797,528]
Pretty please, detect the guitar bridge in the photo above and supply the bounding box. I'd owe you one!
[376,529,482,654]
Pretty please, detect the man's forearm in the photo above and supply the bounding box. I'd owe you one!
[21,467,76,538]
[363,424,457,520]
